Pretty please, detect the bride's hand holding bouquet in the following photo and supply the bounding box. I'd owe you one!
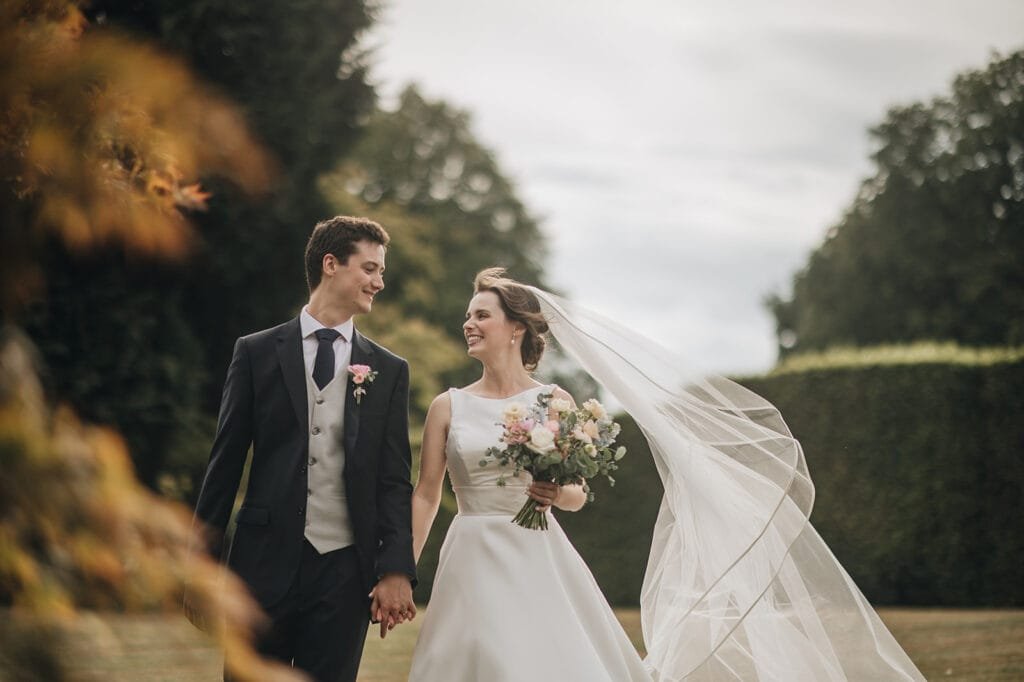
[481,392,626,530]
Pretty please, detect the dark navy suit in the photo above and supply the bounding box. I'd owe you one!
[194,318,415,681]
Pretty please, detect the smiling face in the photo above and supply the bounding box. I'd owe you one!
[322,239,385,318]
[464,291,522,363]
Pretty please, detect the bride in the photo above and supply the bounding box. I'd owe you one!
[406,268,924,681]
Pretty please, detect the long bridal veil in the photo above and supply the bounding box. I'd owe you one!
[530,287,924,682]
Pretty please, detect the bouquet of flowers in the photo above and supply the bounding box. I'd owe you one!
[480,392,626,530]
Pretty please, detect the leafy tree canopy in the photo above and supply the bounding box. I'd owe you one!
[333,85,549,343]
[771,50,1024,358]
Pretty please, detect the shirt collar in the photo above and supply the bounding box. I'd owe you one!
[300,305,354,342]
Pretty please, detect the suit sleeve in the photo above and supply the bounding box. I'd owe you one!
[193,336,254,559]
[375,359,417,584]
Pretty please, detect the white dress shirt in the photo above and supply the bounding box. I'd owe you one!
[299,306,355,386]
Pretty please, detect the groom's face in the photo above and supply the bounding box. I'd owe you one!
[325,239,386,316]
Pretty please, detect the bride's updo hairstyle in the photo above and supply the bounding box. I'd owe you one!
[473,267,549,371]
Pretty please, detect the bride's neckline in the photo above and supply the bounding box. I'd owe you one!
[453,384,549,401]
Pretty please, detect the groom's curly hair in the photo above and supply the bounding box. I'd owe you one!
[473,267,549,371]
[305,216,390,292]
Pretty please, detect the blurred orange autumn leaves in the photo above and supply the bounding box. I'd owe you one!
[0,2,295,679]
[0,0,273,311]
[0,331,300,681]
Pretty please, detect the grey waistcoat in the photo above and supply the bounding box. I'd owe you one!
[303,372,355,553]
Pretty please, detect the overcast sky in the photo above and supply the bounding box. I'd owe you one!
[365,0,1024,376]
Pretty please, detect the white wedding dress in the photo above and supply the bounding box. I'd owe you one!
[410,288,925,681]
[408,385,652,682]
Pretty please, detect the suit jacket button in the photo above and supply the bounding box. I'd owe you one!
[311,426,321,435]
[298,508,304,516]
[316,397,325,404]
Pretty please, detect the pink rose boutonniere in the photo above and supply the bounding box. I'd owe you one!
[347,364,378,404]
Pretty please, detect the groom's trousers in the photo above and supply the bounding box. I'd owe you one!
[227,540,369,682]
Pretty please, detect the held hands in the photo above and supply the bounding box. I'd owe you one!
[368,573,416,639]
[527,481,561,513]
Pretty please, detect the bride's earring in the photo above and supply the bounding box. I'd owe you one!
[510,333,517,346]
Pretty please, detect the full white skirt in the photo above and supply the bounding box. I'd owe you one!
[409,513,652,682]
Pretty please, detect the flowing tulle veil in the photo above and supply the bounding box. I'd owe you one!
[529,287,924,682]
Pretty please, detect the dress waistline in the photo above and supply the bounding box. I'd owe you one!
[452,484,530,516]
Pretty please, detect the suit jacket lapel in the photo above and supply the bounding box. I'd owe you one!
[276,318,307,432]
[343,329,375,454]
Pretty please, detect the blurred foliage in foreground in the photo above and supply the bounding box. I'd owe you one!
[0,2,296,679]
[0,0,271,311]
[0,330,297,681]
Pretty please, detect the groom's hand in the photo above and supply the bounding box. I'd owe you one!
[368,573,415,639]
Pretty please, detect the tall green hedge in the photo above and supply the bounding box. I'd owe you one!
[739,351,1024,606]
[417,348,1024,607]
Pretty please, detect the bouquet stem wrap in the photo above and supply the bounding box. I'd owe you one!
[512,494,549,530]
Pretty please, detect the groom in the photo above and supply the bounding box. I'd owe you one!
[192,216,417,682]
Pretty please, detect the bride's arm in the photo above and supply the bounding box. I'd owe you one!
[412,393,450,564]
[529,479,587,513]
[529,386,588,513]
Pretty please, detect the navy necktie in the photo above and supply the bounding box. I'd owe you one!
[313,328,342,389]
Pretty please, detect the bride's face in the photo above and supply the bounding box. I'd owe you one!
[464,291,519,362]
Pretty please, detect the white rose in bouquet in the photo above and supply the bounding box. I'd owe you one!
[503,402,527,424]
[482,391,627,530]
[582,399,607,420]
[527,426,556,453]
[549,397,572,413]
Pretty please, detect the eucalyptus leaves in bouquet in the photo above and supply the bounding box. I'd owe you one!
[481,392,626,529]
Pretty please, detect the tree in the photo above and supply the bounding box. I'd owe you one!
[320,191,469,420]
[327,85,608,403]
[335,86,549,348]
[770,50,1024,358]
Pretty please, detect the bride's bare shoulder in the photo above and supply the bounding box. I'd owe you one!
[423,392,453,437]
[429,390,453,414]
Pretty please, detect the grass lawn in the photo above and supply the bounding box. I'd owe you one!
[38,607,1024,681]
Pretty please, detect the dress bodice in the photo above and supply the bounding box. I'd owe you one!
[445,384,552,516]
